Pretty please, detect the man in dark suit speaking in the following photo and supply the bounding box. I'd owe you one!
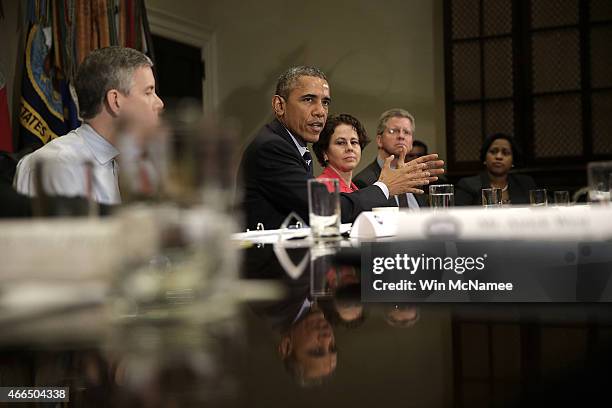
[238,66,444,230]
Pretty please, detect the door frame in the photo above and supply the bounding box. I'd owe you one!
[146,6,218,114]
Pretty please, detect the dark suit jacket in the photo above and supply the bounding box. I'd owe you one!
[241,244,312,331]
[455,171,537,206]
[353,159,427,207]
[239,119,390,230]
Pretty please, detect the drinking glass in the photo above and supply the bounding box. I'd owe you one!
[481,188,503,208]
[529,189,548,207]
[554,190,570,206]
[429,184,454,208]
[308,178,341,237]
[587,161,612,204]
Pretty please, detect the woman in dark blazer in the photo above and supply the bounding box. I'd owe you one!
[455,133,536,206]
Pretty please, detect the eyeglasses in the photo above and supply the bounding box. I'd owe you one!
[386,127,413,136]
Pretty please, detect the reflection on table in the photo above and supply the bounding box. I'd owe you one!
[1,239,612,407]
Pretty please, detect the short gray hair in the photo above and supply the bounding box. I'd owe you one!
[275,66,327,99]
[376,108,416,136]
[75,46,153,119]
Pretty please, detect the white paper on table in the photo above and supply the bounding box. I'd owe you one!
[231,228,311,244]
[232,224,352,244]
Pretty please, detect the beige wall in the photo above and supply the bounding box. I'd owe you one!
[0,1,446,172]
[145,0,446,173]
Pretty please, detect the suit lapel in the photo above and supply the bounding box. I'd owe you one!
[479,171,491,188]
[507,174,521,204]
[268,119,311,174]
[372,159,382,179]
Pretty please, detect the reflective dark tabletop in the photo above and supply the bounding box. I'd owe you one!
[1,241,612,407]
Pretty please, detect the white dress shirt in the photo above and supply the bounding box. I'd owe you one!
[14,124,121,205]
[285,127,310,163]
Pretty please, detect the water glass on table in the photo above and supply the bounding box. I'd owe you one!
[529,189,548,207]
[429,184,454,208]
[481,188,503,208]
[554,190,570,206]
[587,161,612,204]
[308,178,341,238]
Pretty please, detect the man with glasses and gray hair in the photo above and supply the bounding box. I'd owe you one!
[354,108,427,208]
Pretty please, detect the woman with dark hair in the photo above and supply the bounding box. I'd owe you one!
[312,114,370,193]
[455,133,536,205]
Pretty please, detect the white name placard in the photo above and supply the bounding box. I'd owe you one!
[351,205,612,241]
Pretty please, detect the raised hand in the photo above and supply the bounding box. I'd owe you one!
[378,153,445,196]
